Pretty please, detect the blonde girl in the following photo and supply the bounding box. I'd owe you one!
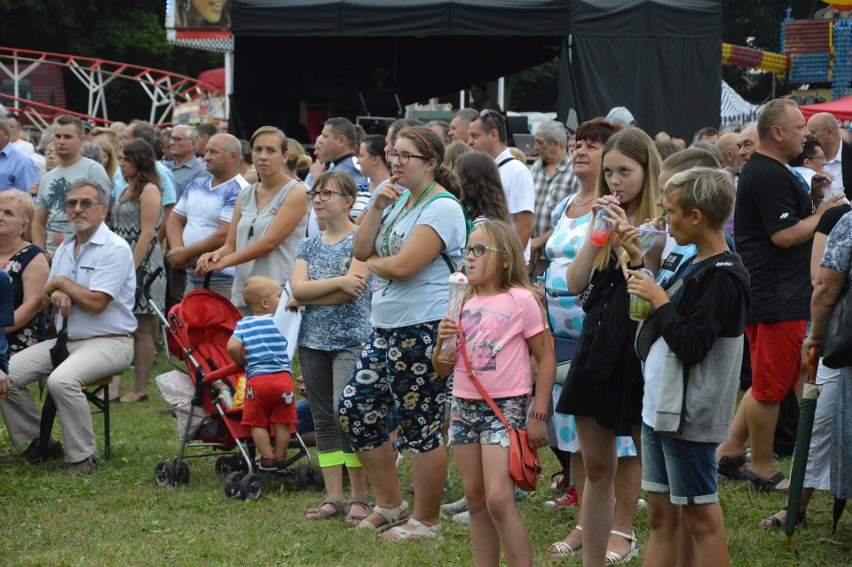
[434,220,555,567]
[558,127,662,566]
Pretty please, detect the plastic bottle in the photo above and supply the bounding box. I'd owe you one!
[437,269,469,363]
[214,379,234,409]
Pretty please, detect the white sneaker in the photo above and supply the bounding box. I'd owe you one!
[451,510,470,524]
[441,497,467,516]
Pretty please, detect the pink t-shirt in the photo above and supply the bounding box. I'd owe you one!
[453,288,545,400]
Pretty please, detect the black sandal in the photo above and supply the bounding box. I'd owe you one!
[717,455,747,481]
[758,506,807,529]
[742,470,789,494]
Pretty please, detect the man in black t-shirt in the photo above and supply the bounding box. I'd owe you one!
[717,99,845,491]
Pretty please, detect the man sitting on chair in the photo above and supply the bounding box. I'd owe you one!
[0,179,136,475]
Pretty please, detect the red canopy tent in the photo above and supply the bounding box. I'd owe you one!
[799,95,852,121]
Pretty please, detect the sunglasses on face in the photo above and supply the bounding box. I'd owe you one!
[65,199,99,209]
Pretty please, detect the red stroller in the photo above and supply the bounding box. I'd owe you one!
[151,284,320,500]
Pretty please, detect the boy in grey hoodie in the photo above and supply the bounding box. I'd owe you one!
[626,167,751,567]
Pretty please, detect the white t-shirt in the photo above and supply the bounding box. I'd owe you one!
[495,148,535,261]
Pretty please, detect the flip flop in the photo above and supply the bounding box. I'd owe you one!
[742,469,789,494]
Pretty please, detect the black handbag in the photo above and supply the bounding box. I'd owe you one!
[135,243,156,306]
[822,285,852,369]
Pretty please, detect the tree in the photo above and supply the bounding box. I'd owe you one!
[0,0,220,122]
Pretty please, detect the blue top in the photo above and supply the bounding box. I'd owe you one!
[112,162,178,207]
[231,314,292,379]
[0,270,16,373]
[295,231,374,350]
[0,142,38,193]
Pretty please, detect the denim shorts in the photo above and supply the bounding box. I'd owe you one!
[641,423,719,505]
[449,395,527,448]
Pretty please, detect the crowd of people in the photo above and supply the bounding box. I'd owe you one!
[0,95,850,566]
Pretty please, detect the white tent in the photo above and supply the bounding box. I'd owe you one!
[721,80,760,130]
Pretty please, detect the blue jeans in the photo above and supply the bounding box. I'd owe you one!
[641,422,719,505]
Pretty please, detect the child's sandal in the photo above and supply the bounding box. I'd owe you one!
[305,499,346,520]
[357,500,409,532]
[345,497,372,528]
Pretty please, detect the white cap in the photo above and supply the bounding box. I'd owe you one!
[606,106,636,128]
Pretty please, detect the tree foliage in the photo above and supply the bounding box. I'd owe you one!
[0,0,220,122]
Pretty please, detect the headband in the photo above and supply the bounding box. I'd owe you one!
[409,129,435,161]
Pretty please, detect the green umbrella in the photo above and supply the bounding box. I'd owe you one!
[785,347,819,550]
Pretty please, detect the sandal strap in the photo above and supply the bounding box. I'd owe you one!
[549,540,580,556]
[610,529,635,542]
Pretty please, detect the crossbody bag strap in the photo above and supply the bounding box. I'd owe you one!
[457,322,511,429]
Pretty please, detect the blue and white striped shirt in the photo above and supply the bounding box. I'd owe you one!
[231,314,291,379]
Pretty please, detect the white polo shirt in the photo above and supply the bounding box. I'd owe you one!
[495,148,535,260]
[50,222,137,340]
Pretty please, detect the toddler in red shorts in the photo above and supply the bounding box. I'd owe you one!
[227,276,296,471]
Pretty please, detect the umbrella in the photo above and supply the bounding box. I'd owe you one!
[785,346,819,549]
[38,316,69,462]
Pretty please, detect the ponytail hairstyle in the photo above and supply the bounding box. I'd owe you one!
[397,126,462,198]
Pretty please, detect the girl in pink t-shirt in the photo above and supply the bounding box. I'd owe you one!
[434,220,555,567]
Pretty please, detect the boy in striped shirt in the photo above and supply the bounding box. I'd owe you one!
[227,276,296,471]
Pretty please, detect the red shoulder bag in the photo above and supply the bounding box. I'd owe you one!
[457,328,542,491]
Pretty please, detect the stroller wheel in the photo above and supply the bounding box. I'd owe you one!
[312,462,325,492]
[296,463,309,491]
[215,455,236,478]
[173,459,190,485]
[225,471,243,498]
[240,473,263,500]
[154,460,175,487]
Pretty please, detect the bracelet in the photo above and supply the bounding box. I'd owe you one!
[529,410,549,421]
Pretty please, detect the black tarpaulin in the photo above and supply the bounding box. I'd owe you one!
[230,0,721,142]
[559,0,722,139]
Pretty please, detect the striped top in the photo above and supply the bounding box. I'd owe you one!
[231,314,291,379]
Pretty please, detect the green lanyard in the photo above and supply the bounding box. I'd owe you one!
[382,180,436,257]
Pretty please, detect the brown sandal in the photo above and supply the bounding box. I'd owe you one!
[305,499,346,520]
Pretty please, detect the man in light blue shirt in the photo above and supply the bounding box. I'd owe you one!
[0,117,38,193]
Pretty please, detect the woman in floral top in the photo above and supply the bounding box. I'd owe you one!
[0,191,48,354]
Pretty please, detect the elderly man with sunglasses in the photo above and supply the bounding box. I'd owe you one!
[0,178,136,475]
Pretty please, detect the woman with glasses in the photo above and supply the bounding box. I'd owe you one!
[196,126,308,314]
[112,138,166,402]
[339,126,466,541]
[790,136,833,191]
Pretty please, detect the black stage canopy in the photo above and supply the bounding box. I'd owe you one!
[231,0,720,141]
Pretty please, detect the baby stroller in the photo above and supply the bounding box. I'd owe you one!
[151,279,320,500]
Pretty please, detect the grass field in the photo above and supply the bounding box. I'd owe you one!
[0,352,850,566]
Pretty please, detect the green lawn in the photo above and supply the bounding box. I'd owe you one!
[0,352,849,566]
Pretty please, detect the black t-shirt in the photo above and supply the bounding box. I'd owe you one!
[734,152,813,323]
[816,204,852,236]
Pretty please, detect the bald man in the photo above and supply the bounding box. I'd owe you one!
[806,112,851,199]
[736,123,758,166]
[716,133,743,179]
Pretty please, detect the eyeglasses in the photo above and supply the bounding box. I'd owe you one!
[480,109,500,119]
[386,150,429,164]
[170,136,190,142]
[463,244,503,257]
[307,190,346,201]
[65,199,99,209]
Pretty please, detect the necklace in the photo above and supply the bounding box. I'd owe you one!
[573,194,595,207]
[382,180,437,256]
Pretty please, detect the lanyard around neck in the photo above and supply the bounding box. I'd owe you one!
[382,180,436,257]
